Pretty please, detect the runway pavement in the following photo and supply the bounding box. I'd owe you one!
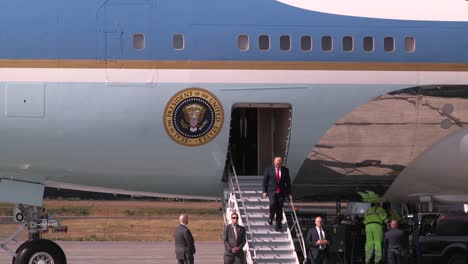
[0,241,224,264]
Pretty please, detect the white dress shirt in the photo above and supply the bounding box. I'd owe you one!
[316,227,325,249]
[275,167,282,179]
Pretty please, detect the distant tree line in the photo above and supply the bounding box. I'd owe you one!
[44,187,164,201]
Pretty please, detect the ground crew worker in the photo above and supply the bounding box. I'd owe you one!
[364,202,387,264]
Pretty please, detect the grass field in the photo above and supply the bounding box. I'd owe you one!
[0,200,225,242]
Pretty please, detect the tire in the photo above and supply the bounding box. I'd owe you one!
[13,239,67,264]
[12,241,31,264]
[447,253,468,264]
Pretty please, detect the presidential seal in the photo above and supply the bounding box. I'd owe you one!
[164,88,224,146]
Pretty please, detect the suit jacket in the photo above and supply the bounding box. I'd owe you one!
[385,228,406,251]
[306,227,330,260]
[262,166,291,197]
[223,224,246,256]
[174,224,196,260]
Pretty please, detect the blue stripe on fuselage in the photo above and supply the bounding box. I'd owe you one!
[0,0,466,63]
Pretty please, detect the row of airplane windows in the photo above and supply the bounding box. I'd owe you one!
[237,35,416,53]
[132,34,416,53]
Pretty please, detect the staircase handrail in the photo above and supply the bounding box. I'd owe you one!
[288,198,307,264]
[228,153,257,260]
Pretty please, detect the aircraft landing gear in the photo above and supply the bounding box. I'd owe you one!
[13,239,66,264]
[0,205,67,264]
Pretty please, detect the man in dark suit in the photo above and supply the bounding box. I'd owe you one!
[385,220,407,264]
[306,216,330,264]
[174,214,196,264]
[223,212,246,264]
[262,156,292,231]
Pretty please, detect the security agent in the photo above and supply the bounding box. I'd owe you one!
[174,214,196,264]
[385,220,407,264]
[306,216,330,264]
[223,212,246,264]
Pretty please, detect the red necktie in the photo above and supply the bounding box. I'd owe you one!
[276,168,280,194]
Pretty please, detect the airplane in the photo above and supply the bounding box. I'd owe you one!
[0,0,468,263]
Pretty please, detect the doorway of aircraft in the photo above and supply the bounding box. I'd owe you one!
[228,104,292,176]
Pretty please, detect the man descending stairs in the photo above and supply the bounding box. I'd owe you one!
[231,176,300,264]
[262,157,292,233]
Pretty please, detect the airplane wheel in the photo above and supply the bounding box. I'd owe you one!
[447,253,468,264]
[13,239,66,264]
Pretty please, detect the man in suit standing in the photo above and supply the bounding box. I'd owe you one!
[262,156,292,232]
[174,214,196,264]
[223,212,246,264]
[306,216,330,264]
[385,220,407,264]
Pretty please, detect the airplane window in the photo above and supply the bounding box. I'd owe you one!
[405,37,416,53]
[133,33,145,50]
[363,36,374,52]
[259,35,270,51]
[384,37,395,52]
[301,36,312,51]
[238,35,249,51]
[173,34,184,50]
[321,36,333,51]
[343,36,353,52]
[280,35,291,51]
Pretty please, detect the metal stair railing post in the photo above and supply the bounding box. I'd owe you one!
[228,154,257,261]
[288,198,307,264]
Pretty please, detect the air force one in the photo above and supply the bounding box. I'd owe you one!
[0,0,468,263]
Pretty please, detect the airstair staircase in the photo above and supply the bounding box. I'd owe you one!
[224,165,307,264]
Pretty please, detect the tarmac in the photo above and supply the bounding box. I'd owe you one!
[0,241,224,264]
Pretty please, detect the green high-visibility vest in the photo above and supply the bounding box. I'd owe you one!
[364,206,387,225]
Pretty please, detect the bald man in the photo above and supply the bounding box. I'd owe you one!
[262,156,292,232]
[306,216,330,264]
[174,214,196,264]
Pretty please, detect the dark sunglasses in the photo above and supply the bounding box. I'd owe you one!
[231,217,238,219]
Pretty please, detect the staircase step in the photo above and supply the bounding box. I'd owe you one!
[236,176,264,180]
[248,239,292,245]
[246,229,289,235]
[235,194,265,198]
[235,190,263,195]
[238,202,268,208]
[235,179,262,183]
[234,186,263,192]
[254,260,297,264]
[245,224,277,230]
[253,254,297,264]
[239,206,270,212]
[255,255,297,259]
[250,246,295,252]
[242,211,269,216]
[249,227,286,233]
[237,197,268,203]
[247,233,290,240]
[248,221,273,226]
[242,216,270,223]
[234,184,262,189]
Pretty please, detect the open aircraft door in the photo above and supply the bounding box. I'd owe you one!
[228,104,292,176]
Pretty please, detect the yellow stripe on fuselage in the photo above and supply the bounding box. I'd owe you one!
[0,59,467,71]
